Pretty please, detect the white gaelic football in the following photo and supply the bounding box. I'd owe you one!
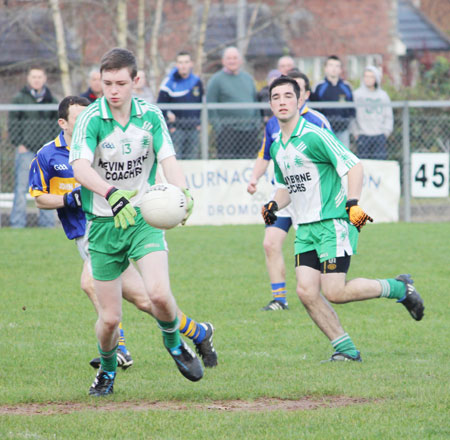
[140,184,187,229]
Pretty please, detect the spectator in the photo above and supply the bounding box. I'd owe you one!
[8,65,58,228]
[277,56,295,75]
[157,52,203,159]
[352,65,393,160]
[133,69,155,103]
[206,46,260,158]
[310,55,355,147]
[80,68,102,103]
[257,69,281,122]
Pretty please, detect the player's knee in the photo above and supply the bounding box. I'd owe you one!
[148,285,171,309]
[263,236,281,256]
[99,313,121,332]
[296,283,317,305]
[133,296,153,314]
[322,285,345,304]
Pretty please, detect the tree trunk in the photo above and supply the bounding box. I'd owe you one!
[116,0,127,48]
[195,0,211,76]
[136,0,145,69]
[49,0,72,95]
[150,0,163,85]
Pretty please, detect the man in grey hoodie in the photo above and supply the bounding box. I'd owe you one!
[352,66,393,160]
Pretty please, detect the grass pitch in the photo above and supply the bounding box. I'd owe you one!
[0,223,449,439]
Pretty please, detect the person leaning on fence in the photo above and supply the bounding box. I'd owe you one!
[80,67,103,103]
[7,65,59,228]
[351,65,393,160]
[261,75,424,363]
[157,51,203,159]
[310,55,355,147]
[206,46,261,159]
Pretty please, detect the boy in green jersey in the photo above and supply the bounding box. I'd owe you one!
[261,76,424,362]
[70,48,208,395]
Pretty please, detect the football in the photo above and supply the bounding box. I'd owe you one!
[140,183,187,229]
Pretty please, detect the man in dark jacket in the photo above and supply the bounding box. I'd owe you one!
[80,68,103,103]
[310,55,355,147]
[8,66,59,227]
[157,52,203,159]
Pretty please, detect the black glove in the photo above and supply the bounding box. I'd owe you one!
[346,199,373,231]
[262,200,278,225]
[63,187,82,209]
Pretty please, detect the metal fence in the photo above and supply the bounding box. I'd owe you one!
[1,101,449,226]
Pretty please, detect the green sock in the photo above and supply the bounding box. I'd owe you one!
[378,279,406,300]
[158,316,181,350]
[332,333,359,358]
[98,343,118,372]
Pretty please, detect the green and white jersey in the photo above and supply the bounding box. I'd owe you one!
[70,96,175,218]
[271,117,359,224]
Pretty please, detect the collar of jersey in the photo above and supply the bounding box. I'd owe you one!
[98,96,143,120]
[280,116,306,149]
[55,131,68,148]
[300,103,309,115]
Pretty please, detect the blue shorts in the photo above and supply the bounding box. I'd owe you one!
[266,216,292,233]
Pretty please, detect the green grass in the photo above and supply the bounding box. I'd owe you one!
[1,223,449,439]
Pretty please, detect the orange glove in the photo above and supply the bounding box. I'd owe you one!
[346,199,373,231]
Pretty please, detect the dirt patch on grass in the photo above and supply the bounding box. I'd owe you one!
[0,396,372,415]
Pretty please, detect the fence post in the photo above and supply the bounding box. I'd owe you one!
[200,97,208,160]
[402,101,411,222]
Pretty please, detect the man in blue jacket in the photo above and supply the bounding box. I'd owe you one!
[310,55,355,147]
[157,51,203,159]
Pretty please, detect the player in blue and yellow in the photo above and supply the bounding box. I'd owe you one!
[247,70,332,311]
[28,96,217,385]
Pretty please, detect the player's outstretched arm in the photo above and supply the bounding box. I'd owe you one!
[247,157,270,194]
[34,193,65,209]
[160,156,187,189]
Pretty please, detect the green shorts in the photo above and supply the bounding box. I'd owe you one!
[86,209,167,281]
[294,218,359,263]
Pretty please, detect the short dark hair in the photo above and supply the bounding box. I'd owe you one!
[269,75,300,100]
[287,69,311,92]
[100,48,137,79]
[177,51,191,59]
[58,96,90,120]
[326,55,341,64]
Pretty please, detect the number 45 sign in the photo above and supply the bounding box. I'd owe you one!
[411,153,449,197]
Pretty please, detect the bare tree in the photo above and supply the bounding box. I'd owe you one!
[150,0,164,85]
[241,2,261,59]
[116,0,127,48]
[195,0,211,75]
[49,0,72,95]
[136,0,146,69]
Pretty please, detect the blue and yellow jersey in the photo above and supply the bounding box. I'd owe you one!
[257,104,332,161]
[29,131,86,240]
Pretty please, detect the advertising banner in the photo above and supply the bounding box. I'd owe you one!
[176,159,400,225]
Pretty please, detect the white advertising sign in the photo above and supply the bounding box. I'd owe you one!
[175,159,400,225]
[411,153,449,198]
[358,159,400,223]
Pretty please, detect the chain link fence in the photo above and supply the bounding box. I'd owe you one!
[1,101,449,226]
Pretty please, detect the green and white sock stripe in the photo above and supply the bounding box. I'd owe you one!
[331,333,350,348]
[378,279,391,298]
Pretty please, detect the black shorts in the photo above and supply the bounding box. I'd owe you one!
[295,250,351,274]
